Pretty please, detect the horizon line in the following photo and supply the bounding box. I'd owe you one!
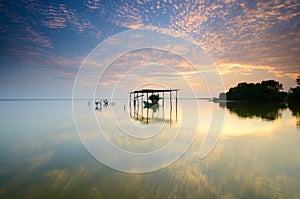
[0,97,212,101]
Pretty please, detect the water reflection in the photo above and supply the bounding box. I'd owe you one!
[0,100,299,198]
[219,102,286,121]
[288,103,300,127]
[129,98,178,125]
[94,99,115,111]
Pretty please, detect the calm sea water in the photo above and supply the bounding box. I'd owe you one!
[0,100,299,199]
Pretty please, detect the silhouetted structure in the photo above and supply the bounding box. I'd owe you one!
[129,88,179,124]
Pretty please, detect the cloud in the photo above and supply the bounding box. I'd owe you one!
[216,61,298,91]
[85,0,102,10]
[0,0,101,61]
[110,1,146,29]
[103,0,299,77]
[25,26,53,48]
[1,0,299,89]
[216,62,279,76]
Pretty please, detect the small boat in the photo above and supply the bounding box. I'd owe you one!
[143,101,151,106]
[143,101,158,108]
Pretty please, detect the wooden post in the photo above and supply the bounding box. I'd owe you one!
[140,93,143,116]
[129,93,132,117]
[146,92,149,104]
[170,89,172,110]
[134,92,136,118]
[146,92,149,123]
[163,91,165,107]
[170,89,172,126]
[162,91,165,119]
[129,93,131,107]
[176,90,178,121]
[142,94,144,120]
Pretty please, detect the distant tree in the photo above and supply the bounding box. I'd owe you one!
[288,76,300,103]
[225,80,286,101]
[219,92,226,100]
[261,80,283,92]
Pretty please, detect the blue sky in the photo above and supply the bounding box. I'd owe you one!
[0,0,300,98]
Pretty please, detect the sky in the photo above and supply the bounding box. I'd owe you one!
[0,0,300,99]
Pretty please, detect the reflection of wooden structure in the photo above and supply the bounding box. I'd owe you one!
[129,89,179,125]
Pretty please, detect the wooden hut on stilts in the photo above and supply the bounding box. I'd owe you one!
[129,88,179,124]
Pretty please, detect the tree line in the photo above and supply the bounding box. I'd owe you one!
[219,77,300,102]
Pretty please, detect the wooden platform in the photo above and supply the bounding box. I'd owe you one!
[129,88,179,124]
[130,89,179,94]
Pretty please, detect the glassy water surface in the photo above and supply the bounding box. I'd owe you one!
[0,100,299,198]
